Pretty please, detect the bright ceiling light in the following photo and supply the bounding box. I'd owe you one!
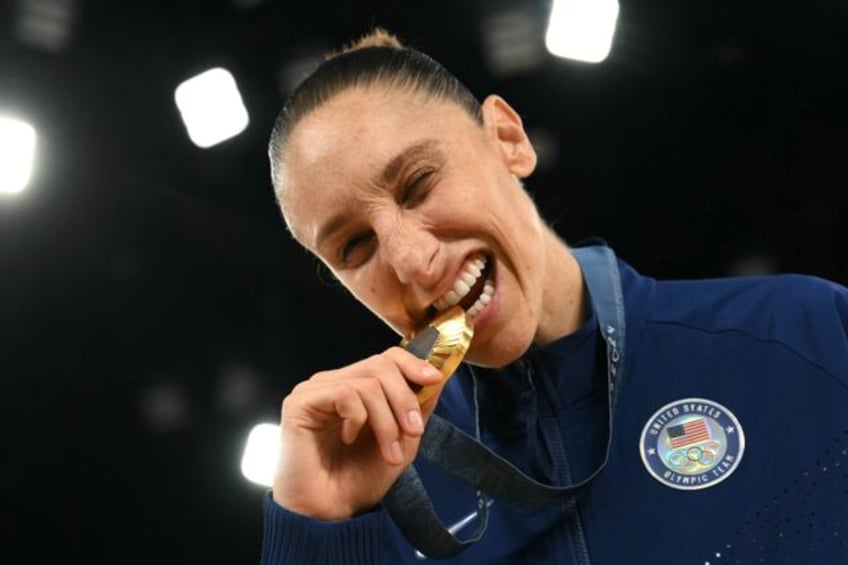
[240,422,279,487]
[545,0,620,63]
[174,67,249,148]
[0,116,37,195]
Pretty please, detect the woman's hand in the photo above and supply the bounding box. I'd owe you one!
[271,346,446,521]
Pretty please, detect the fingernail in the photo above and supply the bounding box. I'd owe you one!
[408,410,424,433]
[391,440,404,463]
[422,364,441,378]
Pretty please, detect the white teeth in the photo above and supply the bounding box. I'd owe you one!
[480,282,493,304]
[466,278,495,318]
[438,291,459,309]
[431,255,491,315]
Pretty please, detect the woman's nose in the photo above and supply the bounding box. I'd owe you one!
[379,222,440,286]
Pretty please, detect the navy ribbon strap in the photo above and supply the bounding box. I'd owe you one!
[383,244,627,559]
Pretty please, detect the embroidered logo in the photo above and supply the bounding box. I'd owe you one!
[639,398,745,490]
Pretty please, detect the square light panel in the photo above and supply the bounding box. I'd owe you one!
[174,67,250,148]
[545,0,620,63]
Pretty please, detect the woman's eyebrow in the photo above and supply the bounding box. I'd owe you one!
[377,139,442,187]
[315,212,347,251]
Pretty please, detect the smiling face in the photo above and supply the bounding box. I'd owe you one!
[278,85,582,368]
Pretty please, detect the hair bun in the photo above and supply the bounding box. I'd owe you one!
[332,27,404,58]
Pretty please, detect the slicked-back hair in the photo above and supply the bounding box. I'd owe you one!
[268,31,483,207]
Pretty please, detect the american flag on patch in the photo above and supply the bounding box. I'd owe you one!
[667,418,711,448]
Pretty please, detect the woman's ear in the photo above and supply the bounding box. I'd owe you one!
[480,94,538,178]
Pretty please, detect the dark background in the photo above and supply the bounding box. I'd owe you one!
[1,0,846,562]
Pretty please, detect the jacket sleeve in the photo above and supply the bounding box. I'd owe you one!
[833,279,848,377]
[261,491,389,564]
[781,275,848,383]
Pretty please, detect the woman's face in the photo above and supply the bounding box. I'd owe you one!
[278,85,552,367]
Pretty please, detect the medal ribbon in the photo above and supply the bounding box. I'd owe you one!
[383,243,626,559]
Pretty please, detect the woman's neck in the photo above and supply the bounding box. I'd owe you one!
[533,229,587,347]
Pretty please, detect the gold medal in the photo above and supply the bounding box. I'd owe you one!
[400,305,474,403]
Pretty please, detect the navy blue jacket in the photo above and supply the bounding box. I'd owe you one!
[262,255,848,564]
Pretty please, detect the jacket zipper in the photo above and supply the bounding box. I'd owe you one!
[525,360,592,565]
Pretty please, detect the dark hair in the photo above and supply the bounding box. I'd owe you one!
[268,29,482,202]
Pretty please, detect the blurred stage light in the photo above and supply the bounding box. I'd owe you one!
[527,127,560,171]
[14,0,76,52]
[728,250,777,277]
[174,67,249,148]
[139,382,190,433]
[241,423,279,487]
[480,9,545,76]
[231,0,269,9]
[216,363,262,415]
[0,116,37,195]
[277,45,324,97]
[545,0,619,63]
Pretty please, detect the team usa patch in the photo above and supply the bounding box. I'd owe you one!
[639,398,745,490]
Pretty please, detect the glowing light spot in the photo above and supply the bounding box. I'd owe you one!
[240,423,279,487]
[174,67,249,148]
[545,0,619,63]
[0,116,37,194]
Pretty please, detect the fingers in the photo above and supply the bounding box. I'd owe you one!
[354,376,409,464]
[290,347,445,465]
[379,347,443,430]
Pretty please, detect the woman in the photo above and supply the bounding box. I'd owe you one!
[262,28,848,564]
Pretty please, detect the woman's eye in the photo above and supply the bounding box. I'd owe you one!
[400,170,432,206]
[340,231,374,264]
